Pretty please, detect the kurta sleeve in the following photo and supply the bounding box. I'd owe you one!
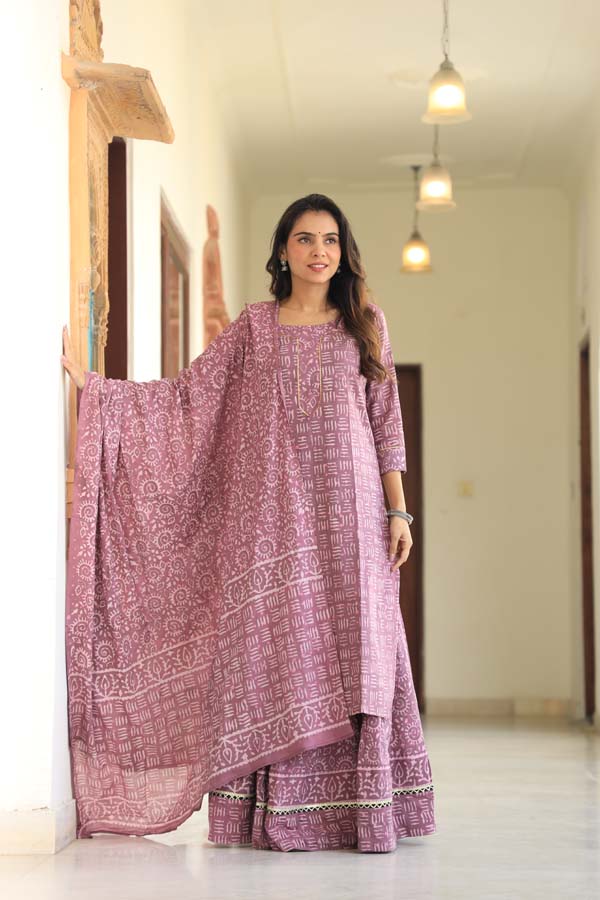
[365,303,407,475]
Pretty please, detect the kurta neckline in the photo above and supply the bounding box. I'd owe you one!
[274,298,342,329]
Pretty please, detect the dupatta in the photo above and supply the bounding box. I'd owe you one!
[66,301,353,838]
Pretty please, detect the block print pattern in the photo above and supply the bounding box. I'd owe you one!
[207,303,435,852]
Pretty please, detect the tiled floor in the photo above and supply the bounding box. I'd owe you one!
[2,716,599,900]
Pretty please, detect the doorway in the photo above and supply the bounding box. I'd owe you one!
[579,339,596,722]
[105,137,128,380]
[396,364,425,713]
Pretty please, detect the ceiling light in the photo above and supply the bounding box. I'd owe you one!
[422,0,472,125]
[401,166,432,274]
[417,125,456,210]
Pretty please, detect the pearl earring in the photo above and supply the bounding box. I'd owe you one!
[280,259,288,271]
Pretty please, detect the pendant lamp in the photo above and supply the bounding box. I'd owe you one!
[422,0,472,124]
[417,125,456,210]
[401,166,432,274]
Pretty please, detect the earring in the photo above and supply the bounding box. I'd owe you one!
[336,265,341,273]
[280,258,289,271]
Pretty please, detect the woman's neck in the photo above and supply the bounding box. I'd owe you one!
[281,290,332,314]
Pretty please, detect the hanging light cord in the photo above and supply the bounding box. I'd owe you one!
[433,124,440,162]
[411,165,420,231]
[441,0,450,61]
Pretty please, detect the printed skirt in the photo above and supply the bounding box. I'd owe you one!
[206,642,436,853]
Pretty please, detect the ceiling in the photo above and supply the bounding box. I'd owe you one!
[197,0,600,196]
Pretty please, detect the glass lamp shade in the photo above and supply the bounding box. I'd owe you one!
[422,58,472,124]
[417,161,456,210]
[401,230,432,273]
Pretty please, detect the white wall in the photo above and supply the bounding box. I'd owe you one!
[0,0,247,844]
[101,0,249,380]
[248,188,573,712]
[1,0,72,828]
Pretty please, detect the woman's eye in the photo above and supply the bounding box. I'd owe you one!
[297,236,337,244]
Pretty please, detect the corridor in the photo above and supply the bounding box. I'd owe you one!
[3,717,598,899]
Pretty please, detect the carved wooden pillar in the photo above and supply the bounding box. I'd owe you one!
[202,204,230,343]
[62,0,174,526]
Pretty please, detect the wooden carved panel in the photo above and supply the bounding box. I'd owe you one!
[69,0,104,62]
[202,205,230,344]
[160,194,191,377]
[88,108,109,374]
[63,0,174,526]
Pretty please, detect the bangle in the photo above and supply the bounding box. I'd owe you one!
[386,508,414,525]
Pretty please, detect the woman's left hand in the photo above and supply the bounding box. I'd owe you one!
[388,515,412,571]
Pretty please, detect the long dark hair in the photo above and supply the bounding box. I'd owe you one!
[265,194,389,383]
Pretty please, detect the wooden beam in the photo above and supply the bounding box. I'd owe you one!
[61,54,175,143]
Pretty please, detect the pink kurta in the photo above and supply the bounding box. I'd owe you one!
[274,299,406,716]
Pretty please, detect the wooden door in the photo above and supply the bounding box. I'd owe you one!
[104,137,128,380]
[579,341,596,721]
[396,364,425,712]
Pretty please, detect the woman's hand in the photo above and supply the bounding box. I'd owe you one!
[60,325,86,390]
[388,515,412,571]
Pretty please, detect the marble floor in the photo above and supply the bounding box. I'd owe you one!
[2,716,599,900]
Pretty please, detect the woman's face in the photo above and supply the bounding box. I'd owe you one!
[280,210,342,285]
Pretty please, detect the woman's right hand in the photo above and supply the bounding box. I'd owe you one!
[61,325,86,390]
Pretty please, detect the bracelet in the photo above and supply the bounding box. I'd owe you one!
[386,508,414,525]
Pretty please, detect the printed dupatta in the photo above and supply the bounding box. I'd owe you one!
[66,301,353,838]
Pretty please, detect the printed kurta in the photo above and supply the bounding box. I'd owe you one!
[272,300,407,716]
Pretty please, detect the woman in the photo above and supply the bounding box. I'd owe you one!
[61,194,435,853]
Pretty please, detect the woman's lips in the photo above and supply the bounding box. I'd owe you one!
[308,264,328,270]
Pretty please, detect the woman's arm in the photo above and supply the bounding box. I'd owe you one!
[364,304,407,477]
[381,469,406,513]
[364,304,412,569]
